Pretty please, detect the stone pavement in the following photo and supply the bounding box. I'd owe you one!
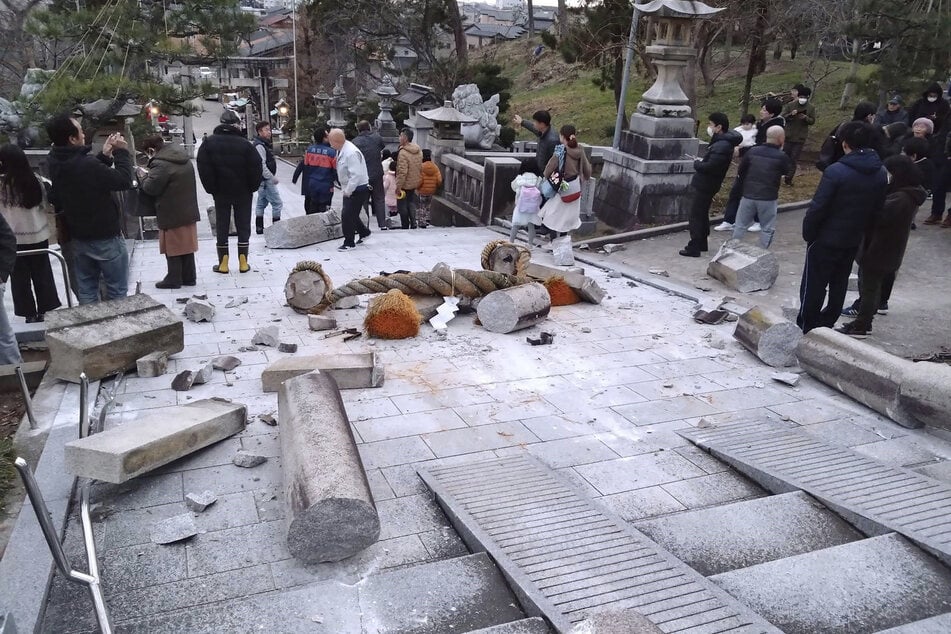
[577,204,951,360]
[34,175,951,630]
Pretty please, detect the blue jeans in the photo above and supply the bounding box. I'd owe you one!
[255,180,283,220]
[73,237,129,304]
[733,198,778,248]
[0,282,22,365]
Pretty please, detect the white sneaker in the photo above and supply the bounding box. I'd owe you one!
[713,221,733,232]
[748,222,762,233]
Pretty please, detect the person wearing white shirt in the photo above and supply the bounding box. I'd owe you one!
[328,129,372,251]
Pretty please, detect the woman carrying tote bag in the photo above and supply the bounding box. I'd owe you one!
[538,125,592,264]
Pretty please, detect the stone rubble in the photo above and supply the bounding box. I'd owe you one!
[185,491,218,513]
[232,451,268,468]
[184,299,215,323]
[150,513,199,545]
[225,296,249,309]
[171,370,195,391]
[136,351,168,378]
[212,355,242,371]
[251,326,279,347]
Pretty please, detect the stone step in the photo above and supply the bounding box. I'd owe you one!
[466,617,551,633]
[633,491,864,576]
[875,613,951,633]
[710,533,951,634]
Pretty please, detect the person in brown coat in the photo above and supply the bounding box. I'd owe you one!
[395,128,422,229]
[416,149,442,228]
[538,124,592,237]
[138,136,201,288]
[836,154,928,338]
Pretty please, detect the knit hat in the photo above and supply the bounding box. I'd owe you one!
[913,117,935,134]
[220,109,241,125]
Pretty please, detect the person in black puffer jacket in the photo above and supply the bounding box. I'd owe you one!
[196,109,263,274]
[46,114,134,305]
[837,155,928,337]
[732,125,791,248]
[681,112,742,257]
[797,121,888,333]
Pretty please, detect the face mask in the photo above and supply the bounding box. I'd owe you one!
[928,96,938,103]
[798,98,808,105]
[706,126,715,138]
[886,172,893,184]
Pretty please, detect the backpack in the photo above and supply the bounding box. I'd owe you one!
[816,121,846,171]
[517,184,542,214]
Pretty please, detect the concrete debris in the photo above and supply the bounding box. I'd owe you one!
[334,296,360,309]
[136,351,168,378]
[238,345,259,352]
[185,491,218,513]
[693,308,729,325]
[308,314,338,332]
[171,370,195,391]
[232,451,268,468]
[262,353,384,392]
[184,299,215,323]
[771,372,801,387]
[707,239,779,293]
[648,268,669,277]
[258,412,278,426]
[580,327,591,333]
[151,513,199,545]
[252,326,279,347]
[175,297,190,304]
[278,342,298,353]
[192,362,214,385]
[225,296,249,309]
[607,270,623,278]
[526,332,555,346]
[601,243,625,254]
[212,355,242,371]
[192,294,208,300]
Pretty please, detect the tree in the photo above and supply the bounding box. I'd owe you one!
[0,0,45,98]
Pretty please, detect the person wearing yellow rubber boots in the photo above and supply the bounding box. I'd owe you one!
[196,109,262,273]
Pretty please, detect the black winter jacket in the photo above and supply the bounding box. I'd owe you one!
[857,185,928,274]
[691,130,742,194]
[755,116,786,145]
[47,145,133,241]
[737,143,791,200]
[0,211,15,283]
[907,83,950,132]
[353,130,386,180]
[520,120,560,174]
[802,149,887,248]
[196,125,262,197]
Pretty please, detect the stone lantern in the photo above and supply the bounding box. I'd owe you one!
[373,75,401,148]
[326,77,350,129]
[396,83,440,151]
[594,0,723,230]
[313,88,331,122]
[419,100,477,166]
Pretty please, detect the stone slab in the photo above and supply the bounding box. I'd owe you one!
[876,614,951,633]
[711,534,951,634]
[136,351,168,377]
[0,360,46,392]
[468,617,551,633]
[634,491,863,576]
[264,210,343,249]
[358,553,527,634]
[261,353,383,392]
[45,293,184,382]
[150,513,199,544]
[307,314,337,331]
[64,399,247,483]
[707,240,779,293]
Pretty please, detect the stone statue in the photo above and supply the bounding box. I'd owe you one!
[451,83,500,150]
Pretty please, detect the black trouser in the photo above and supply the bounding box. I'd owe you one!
[398,188,418,229]
[366,174,386,228]
[213,194,252,247]
[853,268,890,330]
[11,240,61,318]
[783,141,804,183]
[686,187,716,252]
[930,157,950,218]
[851,268,896,310]
[341,187,371,246]
[797,242,857,333]
[305,196,330,215]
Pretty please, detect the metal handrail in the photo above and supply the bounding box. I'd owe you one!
[14,365,37,430]
[15,247,74,308]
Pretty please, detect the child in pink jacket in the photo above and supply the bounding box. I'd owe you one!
[382,161,399,228]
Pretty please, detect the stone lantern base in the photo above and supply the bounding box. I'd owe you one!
[594,113,700,229]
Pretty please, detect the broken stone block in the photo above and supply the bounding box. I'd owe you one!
[412,296,446,322]
[136,351,168,378]
[264,210,343,249]
[64,399,247,483]
[334,296,360,309]
[279,371,380,562]
[212,355,241,371]
[225,296,248,309]
[192,362,214,385]
[285,269,330,313]
[171,370,195,391]
[733,307,802,368]
[45,294,184,383]
[151,513,198,545]
[184,299,215,323]
[258,412,277,426]
[252,326,279,347]
[525,263,605,304]
[185,491,218,512]
[278,342,298,353]
[232,451,267,468]
[477,283,551,334]
[262,353,384,392]
[771,371,801,387]
[308,314,337,331]
[707,239,779,293]
[601,243,625,254]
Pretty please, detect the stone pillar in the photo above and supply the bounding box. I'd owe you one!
[373,75,401,149]
[183,115,195,158]
[482,157,522,225]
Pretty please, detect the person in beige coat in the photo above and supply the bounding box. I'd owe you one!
[395,128,422,229]
[539,124,592,237]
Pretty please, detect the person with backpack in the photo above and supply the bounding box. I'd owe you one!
[416,149,442,228]
[510,159,543,248]
[816,102,883,171]
[292,128,336,215]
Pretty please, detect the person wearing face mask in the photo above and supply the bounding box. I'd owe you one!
[906,82,950,133]
[680,113,741,257]
[781,86,815,186]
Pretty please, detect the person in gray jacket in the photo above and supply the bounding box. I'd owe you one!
[732,126,791,248]
[512,110,558,178]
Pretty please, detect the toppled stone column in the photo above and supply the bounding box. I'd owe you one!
[286,270,329,313]
[898,361,951,432]
[64,399,247,483]
[733,307,802,367]
[477,282,551,333]
[525,262,605,304]
[707,240,779,293]
[262,353,383,392]
[279,371,380,562]
[264,211,343,249]
[796,328,919,428]
[46,294,184,382]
